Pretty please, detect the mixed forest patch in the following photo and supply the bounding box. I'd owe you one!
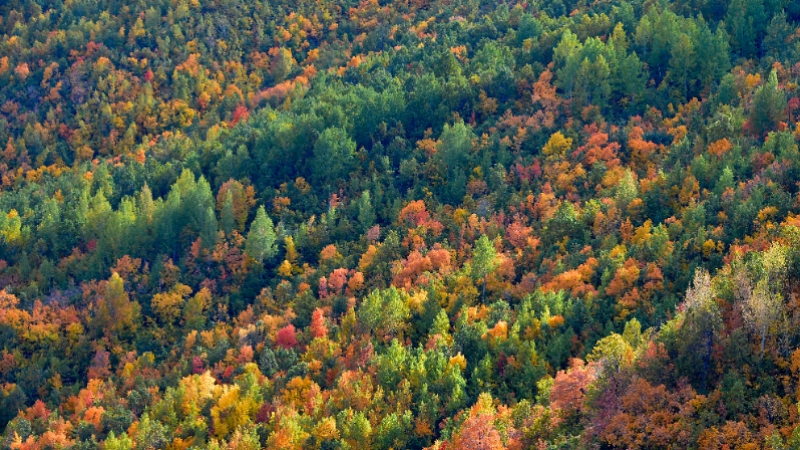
[3,0,800,448]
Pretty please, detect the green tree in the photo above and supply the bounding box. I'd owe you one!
[726,0,767,59]
[244,206,278,264]
[312,127,356,190]
[681,268,723,390]
[749,69,787,137]
[220,190,235,236]
[471,235,499,303]
[436,121,475,204]
[667,33,696,101]
[357,190,376,232]
[358,287,411,340]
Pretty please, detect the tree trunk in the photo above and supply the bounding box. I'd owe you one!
[482,274,487,303]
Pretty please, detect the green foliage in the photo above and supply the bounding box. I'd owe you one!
[358,287,411,339]
[312,127,357,190]
[245,206,278,264]
[3,0,800,448]
[749,70,788,137]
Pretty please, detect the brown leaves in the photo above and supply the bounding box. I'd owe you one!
[550,359,596,422]
[598,378,697,449]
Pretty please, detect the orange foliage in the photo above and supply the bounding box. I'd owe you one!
[708,138,732,158]
[598,378,696,449]
[399,200,430,227]
[393,250,433,288]
[14,63,30,80]
[628,126,660,169]
[347,271,365,294]
[432,394,522,450]
[605,258,641,297]
[542,257,599,297]
[328,268,348,294]
[575,126,621,168]
[310,308,328,338]
[320,244,338,261]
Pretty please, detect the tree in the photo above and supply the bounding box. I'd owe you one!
[748,69,787,137]
[358,287,411,340]
[680,268,722,389]
[220,190,236,236]
[726,0,767,59]
[541,131,573,160]
[471,235,499,303]
[244,206,278,264]
[312,127,356,189]
[587,333,633,373]
[310,308,328,338]
[550,359,596,426]
[216,179,256,232]
[668,33,696,101]
[615,170,639,210]
[104,432,134,450]
[436,121,475,204]
[151,283,192,327]
[200,207,218,249]
[93,272,140,338]
[763,12,793,60]
[737,244,787,359]
[357,191,376,232]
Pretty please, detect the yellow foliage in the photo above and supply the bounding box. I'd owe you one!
[601,166,626,189]
[542,131,573,159]
[278,260,293,277]
[314,417,340,441]
[448,353,467,371]
[746,73,762,89]
[285,237,299,262]
[358,245,378,271]
[757,206,778,222]
[453,208,469,226]
[2,209,22,244]
[484,320,508,341]
[702,239,716,258]
[151,283,192,325]
[407,290,427,313]
[210,383,259,439]
[631,220,653,246]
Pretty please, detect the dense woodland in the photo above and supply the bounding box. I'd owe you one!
[4,0,800,448]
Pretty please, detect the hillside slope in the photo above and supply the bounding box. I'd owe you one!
[3,0,800,448]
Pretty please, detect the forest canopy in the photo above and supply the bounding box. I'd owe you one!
[3,0,800,448]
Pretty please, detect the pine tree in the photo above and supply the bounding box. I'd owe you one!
[357,190,376,232]
[749,69,787,137]
[244,205,277,264]
[471,235,499,303]
[220,190,235,236]
[200,207,218,249]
